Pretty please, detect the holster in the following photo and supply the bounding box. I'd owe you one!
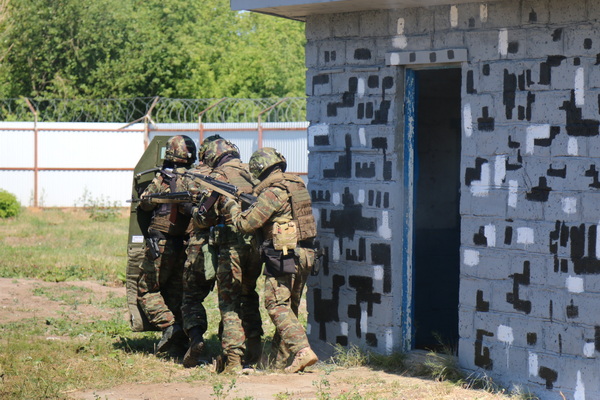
[146,237,161,260]
[311,247,325,276]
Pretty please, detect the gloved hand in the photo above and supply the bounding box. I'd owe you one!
[222,197,240,220]
[181,202,197,216]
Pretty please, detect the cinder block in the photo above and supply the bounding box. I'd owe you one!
[399,33,434,53]
[307,156,322,180]
[387,7,421,36]
[542,320,587,356]
[458,306,476,340]
[457,337,477,370]
[460,128,478,157]
[345,38,378,66]
[505,191,545,221]
[359,10,389,37]
[581,191,600,222]
[488,344,530,384]
[521,0,551,25]
[305,41,319,69]
[563,26,600,58]
[470,188,509,217]
[549,61,581,91]
[306,96,322,123]
[329,71,353,96]
[432,30,465,49]
[306,96,324,124]
[485,1,525,28]
[561,292,600,329]
[431,4,453,32]
[332,12,360,38]
[543,192,582,222]
[530,91,571,126]
[465,30,506,63]
[526,27,565,58]
[308,70,333,96]
[455,3,483,30]
[318,39,348,68]
[306,14,333,40]
[588,66,600,89]
[415,7,435,34]
[549,0,587,25]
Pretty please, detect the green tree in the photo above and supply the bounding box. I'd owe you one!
[0,0,133,97]
[218,11,306,98]
[0,0,305,99]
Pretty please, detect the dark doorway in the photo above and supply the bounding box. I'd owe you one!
[412,68,462,351]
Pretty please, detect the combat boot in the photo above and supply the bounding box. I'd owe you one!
[183,327,205,368]
[223,353,243,374]
[244,336,262,366]
[156,323,186,353]
[284,347,318,373]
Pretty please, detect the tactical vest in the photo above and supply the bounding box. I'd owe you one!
[254,172,317,242]
[149,168,192,236]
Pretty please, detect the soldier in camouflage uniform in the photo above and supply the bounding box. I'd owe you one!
[137,135,196,355]
[179,135,221,368]
[223,147,318,373]
[196,138,263,373]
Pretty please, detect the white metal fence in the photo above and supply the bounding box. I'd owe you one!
[0,121,309,207]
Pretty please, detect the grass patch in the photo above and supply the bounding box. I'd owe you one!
[0,208,522,400]
[0,208,127,284]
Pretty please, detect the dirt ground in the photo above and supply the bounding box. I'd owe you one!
[0,278,512,400]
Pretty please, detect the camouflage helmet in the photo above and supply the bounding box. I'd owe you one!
[165,135,197,164]
[248,147,287,179]
[202,138,240,167]
[198,134,223,164]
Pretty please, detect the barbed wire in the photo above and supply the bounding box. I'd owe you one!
[0,97,307,123]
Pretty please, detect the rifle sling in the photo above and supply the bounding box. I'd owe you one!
[198,191,221,215]
[169,176,178,226]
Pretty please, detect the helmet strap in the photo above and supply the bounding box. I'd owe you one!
[217,153,237,167]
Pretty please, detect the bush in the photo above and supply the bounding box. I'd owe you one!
[0,189,22,218]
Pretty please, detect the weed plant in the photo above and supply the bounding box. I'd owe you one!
[75,188,122,221]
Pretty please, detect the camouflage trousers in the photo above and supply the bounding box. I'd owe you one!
[266,246,315,357]
[137,234,187,330]
[181,231,216,335]
[217,236,263,358]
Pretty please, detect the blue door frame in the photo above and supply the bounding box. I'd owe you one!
[402,68,417,351]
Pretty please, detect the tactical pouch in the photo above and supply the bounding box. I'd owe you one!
[261,242,296,276]
[272,221,298,255]
[202,242,217,281]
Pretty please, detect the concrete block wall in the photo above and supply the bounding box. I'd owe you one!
[305,0,600,398]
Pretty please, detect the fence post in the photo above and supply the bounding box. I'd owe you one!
[198,97,227,143]
[257,98,288,149]
[23,98,38,207]
[119,96,159,150]
[144,97,160,148]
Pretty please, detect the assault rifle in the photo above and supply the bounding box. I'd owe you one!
[127,191,199,204]
[176,171,258,206]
